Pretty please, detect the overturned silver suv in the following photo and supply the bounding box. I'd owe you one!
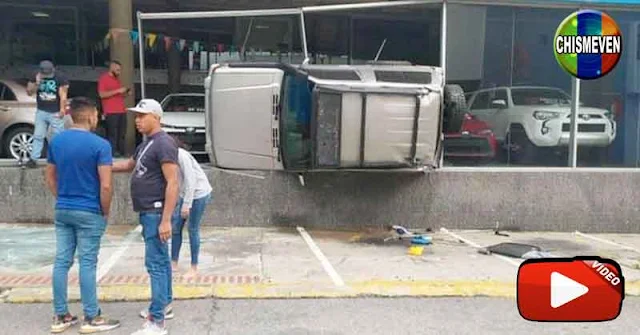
[204,62,465,172]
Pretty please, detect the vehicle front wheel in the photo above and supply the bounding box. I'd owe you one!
[506,128,538,165]
[3,126,37,161]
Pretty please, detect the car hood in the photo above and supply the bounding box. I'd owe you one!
[161,112,205,128]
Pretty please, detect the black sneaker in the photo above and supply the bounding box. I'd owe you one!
[78,314,120,334]
[25,159,37,169]
[50,313,79,333]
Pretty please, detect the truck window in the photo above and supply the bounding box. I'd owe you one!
[374,70,431,84]
[281,74,313,169]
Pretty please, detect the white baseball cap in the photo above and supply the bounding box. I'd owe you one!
[128,99,163,118]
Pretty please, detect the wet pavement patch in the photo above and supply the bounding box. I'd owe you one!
[0,226,57,271]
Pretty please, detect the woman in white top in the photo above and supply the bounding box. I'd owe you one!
[170,137,213,278]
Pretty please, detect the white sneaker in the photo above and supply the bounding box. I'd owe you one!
[139,305,174,320]
[130,320,168,335]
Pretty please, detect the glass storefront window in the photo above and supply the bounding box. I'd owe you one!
[235,16,305,64]
[443,5,576,167]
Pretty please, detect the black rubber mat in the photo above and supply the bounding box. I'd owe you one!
[485,242,542,258]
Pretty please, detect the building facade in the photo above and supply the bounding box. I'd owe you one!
[0,0,638,167]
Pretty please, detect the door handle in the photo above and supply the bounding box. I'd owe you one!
[0,106,10,112]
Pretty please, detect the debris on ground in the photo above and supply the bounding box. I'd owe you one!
[478,242,554,259]
[494,222,510,237]
[386,225,432,242]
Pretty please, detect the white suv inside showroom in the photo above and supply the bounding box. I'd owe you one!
[466,86,616,164]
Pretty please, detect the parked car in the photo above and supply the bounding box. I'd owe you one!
[204,62,464,172]
[465,86,616,163]
[443,112,498,163]
[159,93,206,155]
[0,79,39,161]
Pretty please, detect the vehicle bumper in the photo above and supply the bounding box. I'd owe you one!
[528,119,616,147]
[443,133,498,159]
[163,128,207,154]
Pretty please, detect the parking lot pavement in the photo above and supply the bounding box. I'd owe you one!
[2,223,640,303]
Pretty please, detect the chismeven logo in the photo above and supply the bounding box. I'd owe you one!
[554,9,622,80]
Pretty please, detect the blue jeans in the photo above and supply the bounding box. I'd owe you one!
[32,109,64,160]
[140,212,173,322]
[52,209,106,319]
[171,192,212,266]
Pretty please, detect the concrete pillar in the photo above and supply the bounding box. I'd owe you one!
[0,21,12,66]
[109,0,136,155]
[167,25,182,93]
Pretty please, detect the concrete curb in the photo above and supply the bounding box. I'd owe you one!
[4,280,640,303]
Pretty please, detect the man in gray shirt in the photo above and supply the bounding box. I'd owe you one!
[113,99,179,335]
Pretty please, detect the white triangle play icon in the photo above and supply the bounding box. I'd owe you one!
[550,272,589,308]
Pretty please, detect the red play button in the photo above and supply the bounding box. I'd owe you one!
[517,257,624,322]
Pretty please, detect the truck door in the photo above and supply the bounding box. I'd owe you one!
[208,67,284,170]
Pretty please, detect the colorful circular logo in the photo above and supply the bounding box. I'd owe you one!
[554,10,622,80]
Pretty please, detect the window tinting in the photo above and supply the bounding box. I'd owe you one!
[304,69,361,81]
[374,71,432,84]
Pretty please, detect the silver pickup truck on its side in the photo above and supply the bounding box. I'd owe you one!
[203,62,465,172]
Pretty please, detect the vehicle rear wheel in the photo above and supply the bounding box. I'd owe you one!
[443,84,467,133]
[3,126,35,161]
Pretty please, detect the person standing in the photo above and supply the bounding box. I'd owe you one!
[113,99,179,335]
[98,60,130,157]
[169,137,212,279]
[45,97,120,334]
[25,60,68,168]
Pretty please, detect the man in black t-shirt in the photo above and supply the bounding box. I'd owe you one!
[113,99,179,335]
[25,60,69,168]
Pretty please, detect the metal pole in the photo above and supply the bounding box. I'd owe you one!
[137,11,146,99]
[440,0,447,83]
[568,77,580,167]
[74,8,81,65]
[439,0,447,168]
[348,16,354,65]
[302,0,437,13]
[300,12,309,64]
[509,9,516,86]
[139,8,301,20]
[241,18,254,57]
[374,39,387,62]
[288,17,293,64]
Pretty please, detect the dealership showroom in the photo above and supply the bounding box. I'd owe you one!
[0,0,638,167]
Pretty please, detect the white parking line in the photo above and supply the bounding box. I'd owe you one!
[440,228,521,267]
[575,231,640,254]
[97,225,142,283]
[297,226,346,287]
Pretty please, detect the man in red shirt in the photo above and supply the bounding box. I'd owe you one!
[98,60,130,157]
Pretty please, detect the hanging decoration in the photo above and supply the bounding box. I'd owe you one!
[91,27,287,70]
[93,27,238,55]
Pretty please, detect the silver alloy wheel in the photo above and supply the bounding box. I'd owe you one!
[9,131,33,161]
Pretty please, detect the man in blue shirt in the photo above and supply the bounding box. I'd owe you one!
[45,97,121,334]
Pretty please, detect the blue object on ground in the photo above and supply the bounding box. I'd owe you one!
[411,236,432,245]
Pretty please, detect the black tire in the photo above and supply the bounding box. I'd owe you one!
[3,126,36,161]
[443,84,467,133]
[507,126,537,165]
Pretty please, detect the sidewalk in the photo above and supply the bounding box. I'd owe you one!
[2,223,640,303]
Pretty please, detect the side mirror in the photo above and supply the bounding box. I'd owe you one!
[491,99,507,109]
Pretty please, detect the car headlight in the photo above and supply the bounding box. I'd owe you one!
[533,111,561,121]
